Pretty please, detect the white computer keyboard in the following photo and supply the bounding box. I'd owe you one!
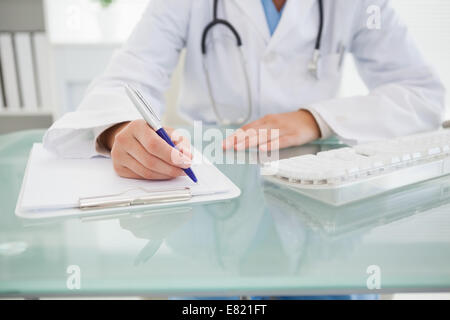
[262,129,450,205]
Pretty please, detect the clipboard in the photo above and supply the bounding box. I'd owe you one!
[15,144,241,220]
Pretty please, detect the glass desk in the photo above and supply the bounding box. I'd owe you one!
[1,130,450,298]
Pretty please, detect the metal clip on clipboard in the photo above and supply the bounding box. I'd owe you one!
[79,187,192,210]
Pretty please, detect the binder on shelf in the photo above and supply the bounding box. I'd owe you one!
[0,66,4,110]
[15,144,241,219]
[14,32,38,111]
[0,33,21,110]
[32,32,53,110]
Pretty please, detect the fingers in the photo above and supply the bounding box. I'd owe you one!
[237,129,281,150]
[125,138,186,178]
[116,162,175,180]
[222,129,243,150]
[259,135,296,151]
[111,120,193,181]
[160,127,193,159]
[123,152,181,180]
[240,117,267,131]
[113,155,176,180]
[234,129,260,150]
[223,114,283,150]
[173,135,193,159]
[131,121,192,169]
[113,166,142,180]
[222,118,265,149]
[223,127,280,151]
[112,141,185,179]
[246,111,319,151]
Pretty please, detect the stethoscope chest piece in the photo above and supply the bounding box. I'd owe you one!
[308,49,321,80]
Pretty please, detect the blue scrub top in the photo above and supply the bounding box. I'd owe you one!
[261,0,285,35]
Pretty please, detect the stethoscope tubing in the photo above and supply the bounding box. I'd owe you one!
[201,0,324,125]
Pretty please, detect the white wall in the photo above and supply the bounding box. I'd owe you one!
[340,0,450,119]
[45,0,450,124]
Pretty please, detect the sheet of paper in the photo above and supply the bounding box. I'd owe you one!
[21,144,231,210]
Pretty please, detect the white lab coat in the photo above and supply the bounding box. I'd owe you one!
[44,0,446,158]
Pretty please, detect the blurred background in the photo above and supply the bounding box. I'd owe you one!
[0,0,449,134]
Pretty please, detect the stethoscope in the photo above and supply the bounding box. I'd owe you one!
[201,0,325,126]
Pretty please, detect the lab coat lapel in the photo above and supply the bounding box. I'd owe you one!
[268,0,316,49]
[231,0,271,43]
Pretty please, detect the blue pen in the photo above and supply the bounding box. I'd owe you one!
[124,84,198,183]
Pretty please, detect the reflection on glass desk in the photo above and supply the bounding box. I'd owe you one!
[1,130,450,297]
[263,177,450,239]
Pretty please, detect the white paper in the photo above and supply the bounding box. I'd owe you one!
[20,144,231,211]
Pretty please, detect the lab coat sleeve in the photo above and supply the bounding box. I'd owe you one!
[306,109,334,139]
[307,0,446,145]
[43,0,193,158]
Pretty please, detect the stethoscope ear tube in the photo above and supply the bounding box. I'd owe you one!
[202,0,243,54]
[201,0,324,124]
[201,19,243,55]
[201,0,250,125]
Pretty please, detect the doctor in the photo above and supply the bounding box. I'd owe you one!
[44,0,445,181]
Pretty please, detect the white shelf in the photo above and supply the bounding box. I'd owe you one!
[0,110,53,116]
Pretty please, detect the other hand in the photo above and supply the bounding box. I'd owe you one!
[222,110,321,151]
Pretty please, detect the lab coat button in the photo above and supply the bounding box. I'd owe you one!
[264,52,276,63]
